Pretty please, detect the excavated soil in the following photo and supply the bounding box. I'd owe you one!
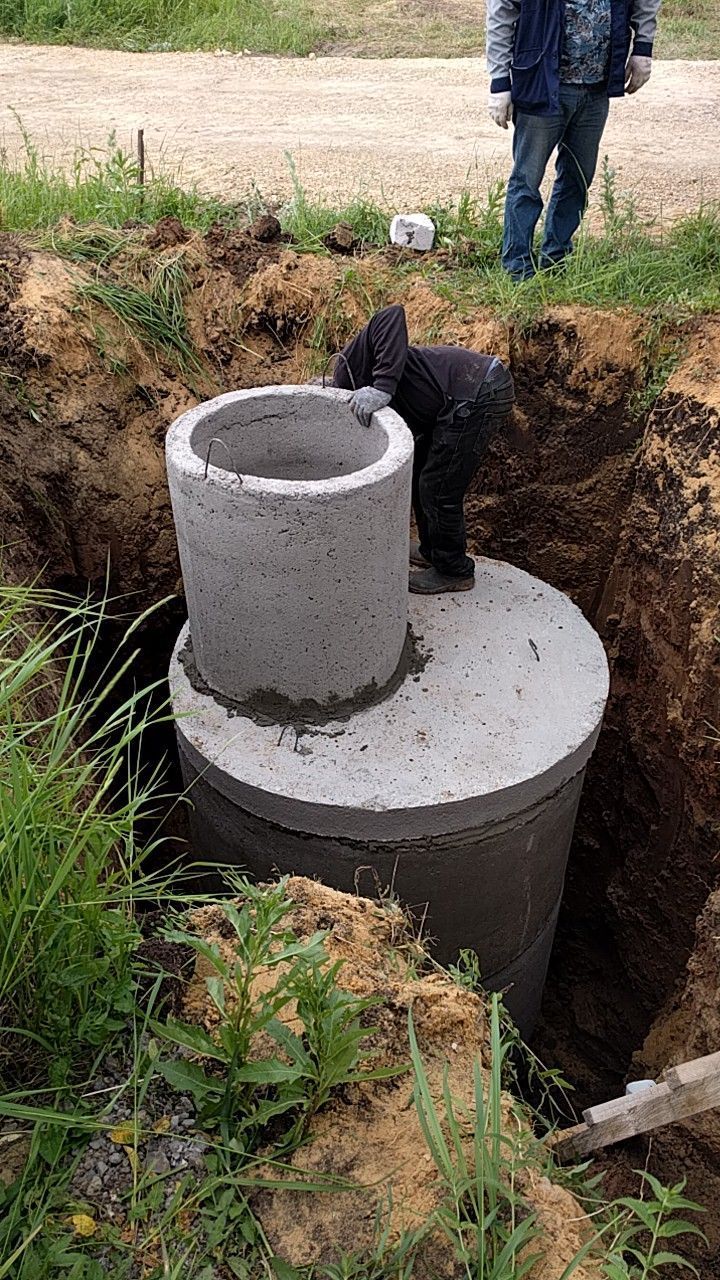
[184,876,600,1278]
[1,226,719,1269]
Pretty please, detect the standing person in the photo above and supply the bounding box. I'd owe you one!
[331,304,515,595]
[487,0,660,280]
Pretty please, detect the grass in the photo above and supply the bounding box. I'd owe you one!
[278,155,720,329]
[79,258,202,374]
[0,0,715,57]
[0,580,174,1086]
[0,119,239,233]
[655,0,720,59]
[3,130,720,342]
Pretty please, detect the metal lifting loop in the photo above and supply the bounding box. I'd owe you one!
[203,437,244,484]
[321,351,356,391]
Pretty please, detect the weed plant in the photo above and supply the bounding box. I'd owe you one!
[155,881,402,1154]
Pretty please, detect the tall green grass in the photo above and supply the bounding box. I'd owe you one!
[410,994,706,1280]
[79,256,203,373]
[0,581,173,1084]
[0,120,239,232]
[0,0,330,53]
[0,0,714,55]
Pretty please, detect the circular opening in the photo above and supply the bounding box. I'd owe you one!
[190,391,388,481]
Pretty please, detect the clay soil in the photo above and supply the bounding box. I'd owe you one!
[1,225,719,1271]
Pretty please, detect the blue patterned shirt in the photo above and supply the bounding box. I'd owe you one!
[560,0,612,85]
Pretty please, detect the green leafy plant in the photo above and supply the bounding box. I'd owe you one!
[601,1171,706,1278]
[155,881,402,1154]
[447,948,484,992]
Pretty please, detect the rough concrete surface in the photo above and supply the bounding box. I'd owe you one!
[169,557,609,834]
[1,47,719,218]
[166,386,414,708]
[171,557,609,1032]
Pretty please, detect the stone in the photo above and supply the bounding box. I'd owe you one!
[389,213,436,251]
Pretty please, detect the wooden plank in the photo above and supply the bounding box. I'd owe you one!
[665,1051,720,1088]
[548,1050,720,1163]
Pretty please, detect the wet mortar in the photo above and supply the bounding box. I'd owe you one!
[177,624,430,726]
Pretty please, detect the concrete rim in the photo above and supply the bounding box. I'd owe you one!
[165,385,415,497]
[170,557,610,839]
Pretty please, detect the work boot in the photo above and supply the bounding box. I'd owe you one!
[409,568,475,594]
[409,540,431,568]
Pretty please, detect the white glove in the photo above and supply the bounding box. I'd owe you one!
[488,90,513,129]
[625,55,652,94]
[349,386,392,428]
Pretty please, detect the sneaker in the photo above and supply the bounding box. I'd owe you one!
[410,540,431,568]
[409,568,475,594]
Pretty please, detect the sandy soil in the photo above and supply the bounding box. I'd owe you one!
[1,44,719,218]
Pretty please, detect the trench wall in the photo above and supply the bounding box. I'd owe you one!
[1,238,718,1097]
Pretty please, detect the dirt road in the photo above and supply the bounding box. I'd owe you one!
[1,44,718,218]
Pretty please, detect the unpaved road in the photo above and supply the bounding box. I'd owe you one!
[2,44,719,218]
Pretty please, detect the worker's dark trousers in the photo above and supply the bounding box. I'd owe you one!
[413,361,515,578]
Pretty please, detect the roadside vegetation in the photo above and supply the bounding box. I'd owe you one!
[2,131,720,337]
[0,0,716,58]
[0,583,707,1277]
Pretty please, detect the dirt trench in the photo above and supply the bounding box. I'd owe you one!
[1,227,719,1265]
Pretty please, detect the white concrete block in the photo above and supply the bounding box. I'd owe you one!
[625,1080,656,1095]
[390,213,435,251]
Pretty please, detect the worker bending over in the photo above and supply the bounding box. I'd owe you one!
[332,304,515,594]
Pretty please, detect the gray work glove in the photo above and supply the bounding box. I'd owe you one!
[625,54,652,93]
[349,386,392,427]
[488,89,513,129]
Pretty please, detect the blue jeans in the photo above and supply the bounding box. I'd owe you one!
[502,84,610,280]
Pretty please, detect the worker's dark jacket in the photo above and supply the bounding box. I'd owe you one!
[489,0,656,116]
[333,305,498,437]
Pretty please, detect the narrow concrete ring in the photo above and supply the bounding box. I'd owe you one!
[166,385,415,498]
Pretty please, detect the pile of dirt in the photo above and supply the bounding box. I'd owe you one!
[184,877,600,1279]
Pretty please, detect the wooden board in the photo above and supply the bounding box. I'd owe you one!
[549,1049,720,1163]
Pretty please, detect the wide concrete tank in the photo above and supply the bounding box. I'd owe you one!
[166,385,609,1035]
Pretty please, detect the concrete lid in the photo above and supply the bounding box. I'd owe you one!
[171,558,610,839]
[165,385,414,498]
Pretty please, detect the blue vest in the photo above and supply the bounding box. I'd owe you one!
[510,0,634,115]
